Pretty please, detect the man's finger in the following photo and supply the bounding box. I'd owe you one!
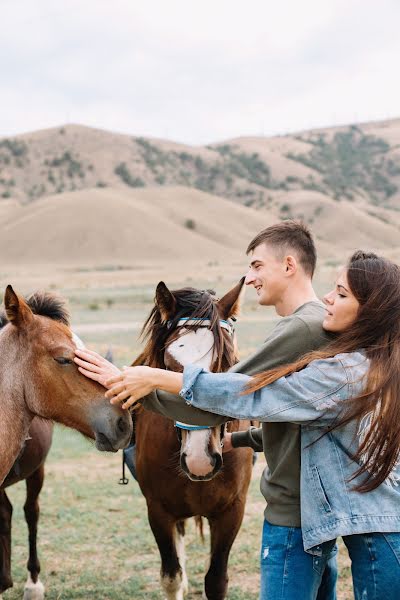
[74,357,101,373]
[77,366,101,382]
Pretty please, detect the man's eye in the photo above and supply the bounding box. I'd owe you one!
[54,357,73,365]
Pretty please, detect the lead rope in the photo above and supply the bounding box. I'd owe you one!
[119,450,129,485]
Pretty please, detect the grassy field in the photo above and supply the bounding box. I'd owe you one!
[3,276,353,599]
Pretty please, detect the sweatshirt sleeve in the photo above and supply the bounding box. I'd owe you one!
[141,389,229,426]
[142,315,319,425]
[180,357,352,425]
[232,426,263,451]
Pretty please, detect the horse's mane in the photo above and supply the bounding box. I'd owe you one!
[0,291,70,329]
[133,287,237,372]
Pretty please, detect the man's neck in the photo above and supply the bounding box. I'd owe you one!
[275,281,319,317]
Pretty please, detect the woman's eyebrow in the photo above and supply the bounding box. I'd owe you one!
[337,284,349,293]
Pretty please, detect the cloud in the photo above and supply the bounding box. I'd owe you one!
[1,0,399,143]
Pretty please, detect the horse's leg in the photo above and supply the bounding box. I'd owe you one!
[204,500,246,600]
[147,504,188,600]
[23,465,45,600]
[0,490,13,595]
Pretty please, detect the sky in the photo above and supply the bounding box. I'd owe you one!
[1,0,400,145]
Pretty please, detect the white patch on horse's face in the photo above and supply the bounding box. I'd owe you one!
[168,328,214,370]
[71,332,85,350]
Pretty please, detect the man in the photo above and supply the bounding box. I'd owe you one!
[76,220,337,600]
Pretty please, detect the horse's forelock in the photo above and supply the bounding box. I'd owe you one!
[26,291,70,326]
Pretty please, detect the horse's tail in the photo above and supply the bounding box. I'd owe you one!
[194,516,205,543]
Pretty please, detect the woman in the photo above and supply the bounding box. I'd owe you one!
[75,251,400,599]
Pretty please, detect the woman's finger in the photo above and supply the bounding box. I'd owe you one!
[104,374,124,388]
[105,382,126,398]
[122,397,141,410]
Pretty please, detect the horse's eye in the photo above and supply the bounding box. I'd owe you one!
[54,357,72,366]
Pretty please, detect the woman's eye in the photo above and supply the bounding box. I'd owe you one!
[54,357,72,365]
[338,293,346,298]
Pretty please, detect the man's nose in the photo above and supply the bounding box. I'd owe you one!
[245,271,255,285]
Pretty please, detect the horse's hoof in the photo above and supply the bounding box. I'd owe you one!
[23,577,45,600]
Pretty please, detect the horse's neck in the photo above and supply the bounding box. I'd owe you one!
[0,389,32,486]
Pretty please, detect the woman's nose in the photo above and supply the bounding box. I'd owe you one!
[323,291,334,305]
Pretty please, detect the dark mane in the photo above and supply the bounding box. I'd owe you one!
[133,286,237,372]
[0,291,70,328]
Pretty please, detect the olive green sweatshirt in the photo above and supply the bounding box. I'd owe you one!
[142,301,332,527]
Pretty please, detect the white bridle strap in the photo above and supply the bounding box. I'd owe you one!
[176,318,234,336]
[175,421,210,431]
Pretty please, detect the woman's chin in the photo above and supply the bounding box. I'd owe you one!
[322,318,334,332]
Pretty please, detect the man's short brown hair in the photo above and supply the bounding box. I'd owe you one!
[247,220,317,277]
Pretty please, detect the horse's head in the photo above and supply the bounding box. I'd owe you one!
[1,286,132,452]
[138,278,244,481]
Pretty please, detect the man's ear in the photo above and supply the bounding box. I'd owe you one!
[218,277,245,320]
[4,285,34,327]
[155,282,176,323]
[285,255,297,275]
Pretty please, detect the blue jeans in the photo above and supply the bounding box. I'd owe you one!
[260,520,337,600]
[343,533,400,600]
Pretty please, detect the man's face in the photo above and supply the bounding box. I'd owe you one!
[245,243,287,306]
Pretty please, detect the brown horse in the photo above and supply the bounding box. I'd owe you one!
[0,419,52,600]
[0,286,133,598]
[130,280,253,600]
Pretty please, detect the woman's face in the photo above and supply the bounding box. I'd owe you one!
[323,269,360,332]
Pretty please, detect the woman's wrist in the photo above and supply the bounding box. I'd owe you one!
[152,368,183,395]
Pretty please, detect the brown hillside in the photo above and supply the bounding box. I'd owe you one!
[0,186,277,267]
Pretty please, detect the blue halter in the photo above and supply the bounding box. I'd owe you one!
[173,317,235,433]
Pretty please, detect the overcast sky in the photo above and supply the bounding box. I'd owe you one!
[1,0,400,145]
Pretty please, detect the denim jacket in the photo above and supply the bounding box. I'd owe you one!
[179,351,400,553]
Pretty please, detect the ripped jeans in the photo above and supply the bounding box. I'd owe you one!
[260,519,337,600]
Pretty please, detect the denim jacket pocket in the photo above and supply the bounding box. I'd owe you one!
[311,465,332,513]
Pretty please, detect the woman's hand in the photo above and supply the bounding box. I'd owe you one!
[105,367,183,410]
[74,348,121,388]
[105,366,162,410]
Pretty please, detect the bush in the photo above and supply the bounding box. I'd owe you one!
[184,218,196,230]
[114,163,145,187]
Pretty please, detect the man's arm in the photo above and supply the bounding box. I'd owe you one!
[231,426,263,451]
[142,389,228,426]
[142,315,316,426]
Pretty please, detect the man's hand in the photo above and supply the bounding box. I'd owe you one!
[74,348,121,388]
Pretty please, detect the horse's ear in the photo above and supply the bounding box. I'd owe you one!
[155,282,176,323]
[218,277,245,320]
[4,285,34,327]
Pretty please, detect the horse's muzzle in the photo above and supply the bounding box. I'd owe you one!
[91,404,133,452]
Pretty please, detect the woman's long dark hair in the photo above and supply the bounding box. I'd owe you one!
[247,251,400,492]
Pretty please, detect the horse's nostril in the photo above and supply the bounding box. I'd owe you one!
[117,417,127,434]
